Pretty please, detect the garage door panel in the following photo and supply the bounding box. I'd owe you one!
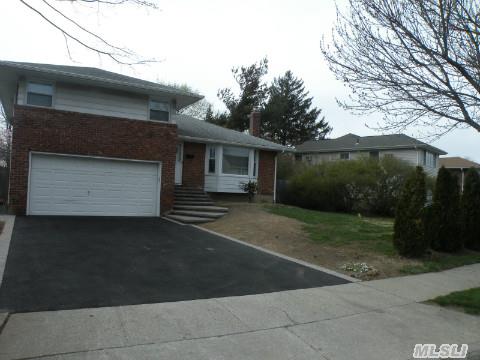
[29,154,160,216]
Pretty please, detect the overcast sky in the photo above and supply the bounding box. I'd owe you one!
[1,0,478,161]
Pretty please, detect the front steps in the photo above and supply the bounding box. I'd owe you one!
[165,186,228,224]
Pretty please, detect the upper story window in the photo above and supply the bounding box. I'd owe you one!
[149,100,170,122]
[222,146,249,175]
[340,152,350,160]
[27,82,53,107]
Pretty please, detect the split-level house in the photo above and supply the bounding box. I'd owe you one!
[295,133,447,176]
[0,61,286,220]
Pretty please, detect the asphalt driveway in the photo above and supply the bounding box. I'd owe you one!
[0,216,349,313]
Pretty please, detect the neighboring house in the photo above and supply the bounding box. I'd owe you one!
[439,157,480,191]
[0,61,286,217]
[295,133,447,175]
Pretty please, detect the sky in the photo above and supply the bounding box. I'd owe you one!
[1,0,478,161]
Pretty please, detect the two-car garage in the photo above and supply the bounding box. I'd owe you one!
[27,153,161,217]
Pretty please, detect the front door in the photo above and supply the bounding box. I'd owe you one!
[175,143,183,185]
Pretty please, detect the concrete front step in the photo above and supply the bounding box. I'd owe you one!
[174,197,212,202]
[170,210,226,219]
[165,214,214,224]
[174,194,211,199]
[175,201,215,206]
[174,188,205,193]
[173,205,229,213]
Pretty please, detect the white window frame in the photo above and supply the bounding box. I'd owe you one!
[207,145,216,174]
[221,145,251,177]
[340,152,350,160]
[148,99,170,122]
[25,80,55,108]
[252,150,259,178]
[425,151,436,168]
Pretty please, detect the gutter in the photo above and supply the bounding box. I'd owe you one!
[178,134,289,152]
[296,143,447,155]
[0,62,203,102]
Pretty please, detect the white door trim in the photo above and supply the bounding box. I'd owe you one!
[175,142,183,185]
[27,151,162,216]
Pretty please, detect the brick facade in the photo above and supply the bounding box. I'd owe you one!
[9,106,178,215]
[181,142,205,189]
[258,150,276,195]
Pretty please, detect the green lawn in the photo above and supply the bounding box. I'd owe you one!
[267,205,395,255]
[400,252,480,274]
[430,288,480,315]
[267,204,480,274]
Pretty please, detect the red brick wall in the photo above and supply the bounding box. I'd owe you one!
[9,106,177,215]
[181,142,205,189]
[258,150,276,195]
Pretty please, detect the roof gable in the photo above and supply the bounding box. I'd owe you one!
[173,114,287,151]
[0,61,203,112]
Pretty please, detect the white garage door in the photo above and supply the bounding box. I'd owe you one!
[28,153,161,216]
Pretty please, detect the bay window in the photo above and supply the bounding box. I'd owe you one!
[208,146,216,174]
[222,146,250,175]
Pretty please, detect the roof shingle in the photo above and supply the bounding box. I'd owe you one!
[296,133,446,155]
[439,157,480,169]
[173,114,287,151]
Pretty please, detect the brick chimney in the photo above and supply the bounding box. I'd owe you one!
[249,108,261,137]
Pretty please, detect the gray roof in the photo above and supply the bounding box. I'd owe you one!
[0,60,203,110]
[173,114,287,151]
[296,133,447,155]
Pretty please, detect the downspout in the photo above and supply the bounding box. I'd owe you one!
[273,153,278,203]
[461,168,465,192]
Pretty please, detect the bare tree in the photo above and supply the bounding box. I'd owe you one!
[321,0,480,138]
[0,105,11,202]
[180,99,212,120]
[20,0,159,65]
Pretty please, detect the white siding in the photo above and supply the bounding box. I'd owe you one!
[304,149,420,166]
[55,83,149,120]
[17,80,153,121]
[302,148,440,175]
[205,174,252,193]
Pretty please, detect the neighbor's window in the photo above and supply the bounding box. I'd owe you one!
[369,151,379,160]
[149,100,170,121]
[26,82,53,107]
[222,146,249,175]
[340,152,350,160]
[425,151,436,167]
[208,146,216,174]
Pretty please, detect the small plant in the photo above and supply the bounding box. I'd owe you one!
[241,181,258,202]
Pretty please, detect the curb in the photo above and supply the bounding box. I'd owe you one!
[192,224,359,283]
[0,215,15,287]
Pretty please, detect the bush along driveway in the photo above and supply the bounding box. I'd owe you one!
[202,203,480,280]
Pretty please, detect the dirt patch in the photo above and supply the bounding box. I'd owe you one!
[201,203,422,279]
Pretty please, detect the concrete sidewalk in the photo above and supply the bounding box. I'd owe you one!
[0,264,479,360]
